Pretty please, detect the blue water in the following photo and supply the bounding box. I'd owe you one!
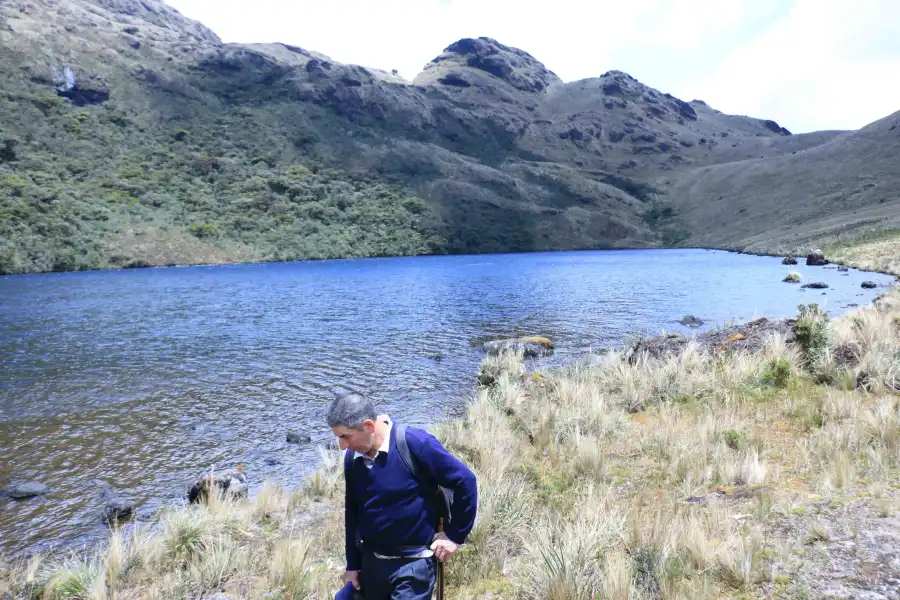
[0,248,894,555]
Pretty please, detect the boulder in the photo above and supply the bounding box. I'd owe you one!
[801,282,829,289]
[781,256,798,265]
[7,482,49,499]
[679,315,704,327]
[484,336,553,358]
[187,466,248,504]
[286,431,311,444]
[862,281,877,289]
[837,266,849,272]
[103,494,134,524]
[783,273,801,283]
[805,249,829,266]
[832,344,859,369]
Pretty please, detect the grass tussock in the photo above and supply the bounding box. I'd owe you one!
[3,280,900,598]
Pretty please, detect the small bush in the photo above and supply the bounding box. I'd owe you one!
[32,94,65,112]
[794,304,830,371]
[189,222,221,239]
[723,428,747,450]
[761,358,791,388]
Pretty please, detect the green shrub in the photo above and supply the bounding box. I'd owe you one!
[794,304,830,371]
[723,428,747,450]
[761,358,791,388]
[103,190,138,204]
[189,222,221,238]
[32,94,64,112]
[1,173,29,196]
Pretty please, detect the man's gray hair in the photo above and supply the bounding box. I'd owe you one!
[326,391,377,430]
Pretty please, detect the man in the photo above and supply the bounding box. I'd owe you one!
[327,392,478,600]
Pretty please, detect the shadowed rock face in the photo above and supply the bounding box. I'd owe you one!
[1,0,898,274]
[416,36,561,93]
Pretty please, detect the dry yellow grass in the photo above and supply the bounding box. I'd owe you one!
[827,229,900,276]
[2,277,899,599]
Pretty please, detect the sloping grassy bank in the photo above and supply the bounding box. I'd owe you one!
[3,262,900,599]
[825,229,900,276]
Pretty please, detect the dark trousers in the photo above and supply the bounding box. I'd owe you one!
[334,553,436,600]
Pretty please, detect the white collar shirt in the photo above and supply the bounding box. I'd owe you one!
[353,416,392,469]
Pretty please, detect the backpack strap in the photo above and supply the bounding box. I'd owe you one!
[395,424,421,480]
[395,424,453,525]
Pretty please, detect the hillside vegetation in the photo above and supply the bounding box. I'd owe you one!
[2,0,897,274]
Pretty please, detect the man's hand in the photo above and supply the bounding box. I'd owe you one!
[430,532,459,562]
[344,570,361,590]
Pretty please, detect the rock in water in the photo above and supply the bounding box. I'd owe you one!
[97,483,134,524]
[837,266,849,272]
[286,431,311,444]
[801,282,829,289]
[679,315,704,327]
[188,466,248,504]
[806,249,829,266]
[104,496,134,524]
[782,256,798,265]
[483,336,553,357]
[7,482,49,499]
[862,281,877,289]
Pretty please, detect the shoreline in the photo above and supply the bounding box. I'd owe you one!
[4,242,898,282]
[5,283,900,598]
[2,246,896,543]
[3,242,900,598]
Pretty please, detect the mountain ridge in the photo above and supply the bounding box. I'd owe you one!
[0,0,897,274]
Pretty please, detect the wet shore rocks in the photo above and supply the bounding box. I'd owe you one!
[679,315,704,327]
[6,482,50,499]
[625,316,795,363]
[286,431,311,444]
[484,336,554,357]
[806,249,829,266]
[100,487,135,524]
[187,466,249,504]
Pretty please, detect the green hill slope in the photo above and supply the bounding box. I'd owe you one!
[0,0,896,274]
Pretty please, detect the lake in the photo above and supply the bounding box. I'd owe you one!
[0,248,894,556]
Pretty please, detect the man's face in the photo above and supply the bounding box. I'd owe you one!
[332,419,376,453]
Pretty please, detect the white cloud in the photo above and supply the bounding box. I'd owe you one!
[680,0,900,132]
[165,0,900,132]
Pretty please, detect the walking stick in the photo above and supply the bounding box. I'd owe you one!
[436,516,445,600]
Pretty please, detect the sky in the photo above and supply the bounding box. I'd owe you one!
[165,0,900,134]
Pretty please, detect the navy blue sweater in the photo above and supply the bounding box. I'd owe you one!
[344,422,478,570]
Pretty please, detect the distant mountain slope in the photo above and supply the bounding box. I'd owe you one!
[662,110,900,253]
[0,0,896,274]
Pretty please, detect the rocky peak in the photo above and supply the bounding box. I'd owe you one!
[416,36,561,92]
[92,0,221,43]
